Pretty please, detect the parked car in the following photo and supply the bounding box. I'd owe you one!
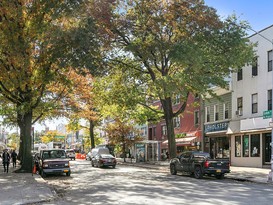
[65,149,76,160]
[86,151,92,161]
[170,151,230,179]
[91,153,117,168]
[38,149,71,177]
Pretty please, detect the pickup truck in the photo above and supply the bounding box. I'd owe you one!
[170,151,230,179]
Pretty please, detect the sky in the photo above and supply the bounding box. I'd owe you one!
[204,0,273,34]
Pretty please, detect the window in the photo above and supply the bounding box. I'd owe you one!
[268,90,272,110]
[268,50,272,72]
[252,57,258,76]
[161,125,167,136]
[243,135,249,157]
[173,116,180,128]
[214,104,219,121]
[153,127,156,137]
[205,106,210,122]
[235,136,241,157]
[237,97,243,114]
[223,103,229,119]
[251,134,260,157]
[173,94,180,105]
[194,110,199,125]
[252,93,258,114]
[237,69,242,81]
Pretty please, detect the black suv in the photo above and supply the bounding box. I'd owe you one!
[38,149,71,177]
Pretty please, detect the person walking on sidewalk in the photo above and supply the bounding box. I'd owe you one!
[11,150,18,168]
[2,149,10,173]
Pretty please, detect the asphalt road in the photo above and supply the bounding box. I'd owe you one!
[39,160,273,205]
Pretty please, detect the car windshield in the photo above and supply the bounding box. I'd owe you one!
[42,150,66,159]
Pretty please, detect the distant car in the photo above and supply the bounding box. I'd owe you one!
[38,149,71,177]
[65,149,76,160]
[86,151,92,161]
[91,153,117,168]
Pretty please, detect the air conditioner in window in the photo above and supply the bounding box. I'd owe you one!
[235,110,242,116]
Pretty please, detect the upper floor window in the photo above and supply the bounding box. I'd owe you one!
[205,106,210,122]
[268,89,272,110]
[252,93,258,114]
[268,50,272,72]
[223,103,229,119]
[252,57,258,76]
[237,97,243,115]
[237,69,243,81]
[214,104,219,121]
[194,110,199,125]
[153,127,156,137]
[173,116,180,128]
[173,94,180,105]
[161,125,167,136]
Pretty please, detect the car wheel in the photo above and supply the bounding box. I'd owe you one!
[170,164,177,175]
[215,174,224,179]
[66,172,71,176]
[112,165,116,169]
[41,170,47,178]
[91,161,94,167]
[194,166,203,179]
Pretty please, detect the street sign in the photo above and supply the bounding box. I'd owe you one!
[55,135,65,139]
[263,110,272,119]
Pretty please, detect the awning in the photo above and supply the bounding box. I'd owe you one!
[162,136,197,146]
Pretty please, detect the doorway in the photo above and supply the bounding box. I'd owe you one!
[263,133,271,164]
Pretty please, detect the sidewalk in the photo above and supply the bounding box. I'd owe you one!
[0,159,56,205]
[117,158,272,184]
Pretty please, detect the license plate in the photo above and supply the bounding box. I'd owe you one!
[63,170,69,173]
[108,159,112,162]
[216,169,221,173]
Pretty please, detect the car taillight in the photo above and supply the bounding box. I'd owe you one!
[204,161,209,168]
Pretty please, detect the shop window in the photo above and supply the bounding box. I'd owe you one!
[235,136,241,157]
[251,134,260,157]
[243,135,249,157]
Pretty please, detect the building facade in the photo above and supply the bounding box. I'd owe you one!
[230,25,273,168]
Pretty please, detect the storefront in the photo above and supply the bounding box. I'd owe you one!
[230,117,272,168]
[204,121,230,159]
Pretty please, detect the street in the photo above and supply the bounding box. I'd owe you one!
[36,160,273,205]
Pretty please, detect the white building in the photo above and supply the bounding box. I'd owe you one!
[230,25,273,168]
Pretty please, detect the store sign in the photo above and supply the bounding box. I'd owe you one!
[204,122,229,133]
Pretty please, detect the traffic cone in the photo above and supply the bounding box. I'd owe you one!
[32,164,36,174]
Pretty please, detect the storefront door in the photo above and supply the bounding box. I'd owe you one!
[210,136,230,159]
[263,133,271,164]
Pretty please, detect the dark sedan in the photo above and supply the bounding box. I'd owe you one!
[91,153,116,168]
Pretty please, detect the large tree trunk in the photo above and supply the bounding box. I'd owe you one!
[161,98,177,159]
[89,120,95,149]
[17,111,33,173]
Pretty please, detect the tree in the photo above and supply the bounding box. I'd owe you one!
[0,0,104,172]
[102,0,255,158]
[104,118,143,162]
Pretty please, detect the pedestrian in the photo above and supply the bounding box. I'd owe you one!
[2,149,10,173]
[11,150,18,168]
